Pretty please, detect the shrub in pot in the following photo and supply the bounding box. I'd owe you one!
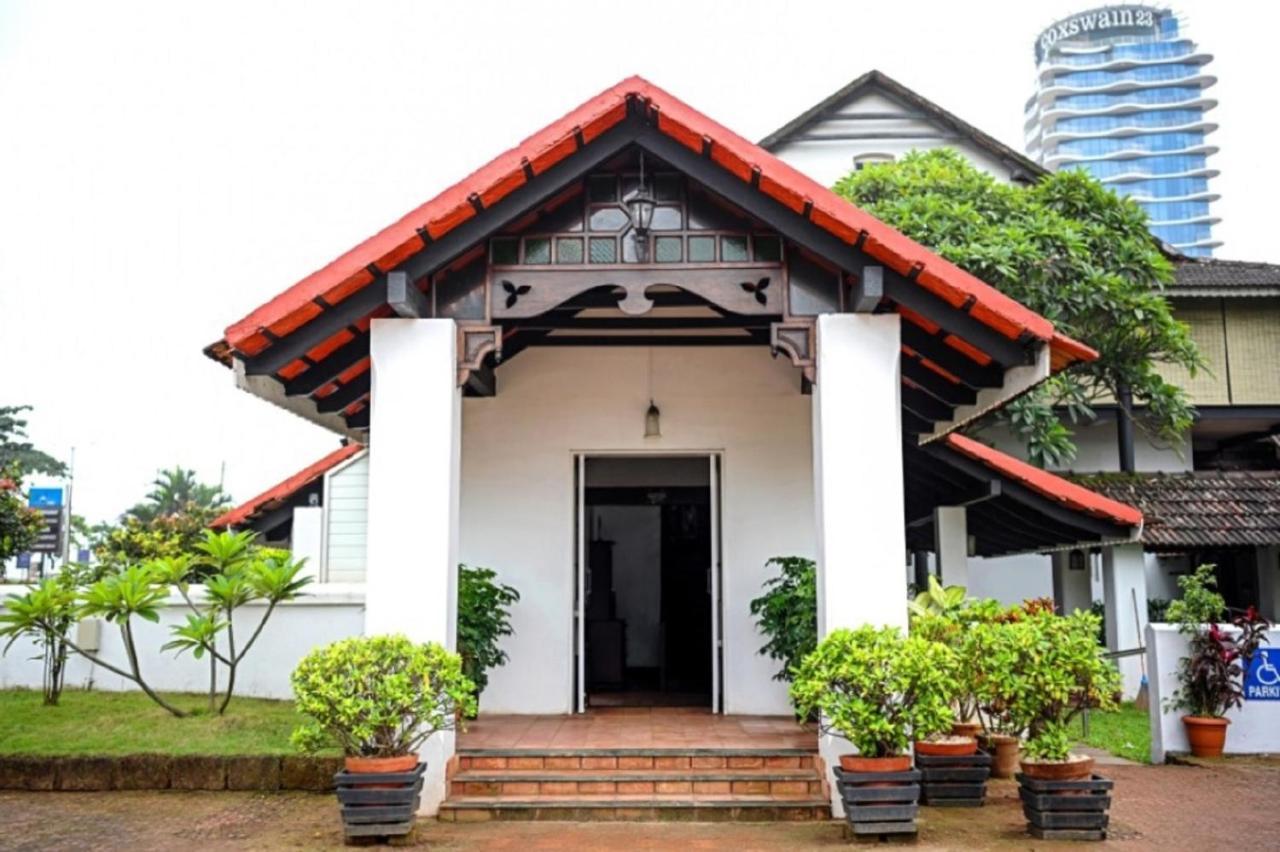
[791,625,958,770]
[292,635,475,839]
[1005,608,1120,781]
[960,609,1028,777]
[1166,565,1271,757]
[792,625,957,835]
[912,598,1008,743]
[292,634,477,771]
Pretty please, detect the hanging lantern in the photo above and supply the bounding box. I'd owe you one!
[644,400,661,438]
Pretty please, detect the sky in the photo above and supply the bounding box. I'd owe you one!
[1,0,1276,525]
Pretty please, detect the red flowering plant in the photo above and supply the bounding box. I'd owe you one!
[1167,566,1271,718]
[0,463,44,565]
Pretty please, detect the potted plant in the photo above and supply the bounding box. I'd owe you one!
[291,634,476,839]
[1166,565,1271,757]
[456,564,520,715]
[791,625,957,836]
[962,610,1026,778]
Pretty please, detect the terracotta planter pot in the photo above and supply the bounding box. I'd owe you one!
[1183,715,1230,758]
[840,754,913,773]
[1019,753,1094,781]
[343,754,418,774]
[914,737,978,757]
[951,721,982,739]
[984,735,1020,779]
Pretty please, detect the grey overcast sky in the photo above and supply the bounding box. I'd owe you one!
[1,0,1276,524]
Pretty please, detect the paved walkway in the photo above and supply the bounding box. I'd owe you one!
[1,759,1276,850]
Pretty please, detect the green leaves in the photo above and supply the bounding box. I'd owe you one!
[290,634,477,758]
[790,625,960,757]
[79,564,169,624]
[835,149,1203,465]
[749,556,817,683]
[161,612,227,660]
[0,578,77,652]
[456,564,520,701]
[907,576,967,619]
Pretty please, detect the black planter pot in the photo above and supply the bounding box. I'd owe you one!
[1016,772,1113,841]
[332,762,426,839]
[833,766,921,838]
[915,749,992,807]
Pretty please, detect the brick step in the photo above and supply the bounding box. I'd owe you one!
[437,793,831,822]
[456,749,817,773]
[451,768,823,798]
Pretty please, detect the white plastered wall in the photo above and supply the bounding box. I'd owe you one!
[458,346,814,716]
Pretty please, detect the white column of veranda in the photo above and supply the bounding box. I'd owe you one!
[365,317,462,816]
[1051,551,1093,615]
[933,506,969,589]
[1101,543,1149,698]
[812,313,908,817]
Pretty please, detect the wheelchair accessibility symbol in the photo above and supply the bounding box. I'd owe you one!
[1245,648,1280,700]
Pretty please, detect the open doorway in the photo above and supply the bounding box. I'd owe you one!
[579,456,718,709]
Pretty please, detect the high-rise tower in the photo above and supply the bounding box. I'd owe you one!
[1026,6,1220,255]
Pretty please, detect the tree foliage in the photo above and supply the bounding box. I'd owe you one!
[126,467,230,525]
[834,149,1202,465]
[749,556,817,683]
[0,405,66,477]
[456,564,520,705]
[0,465,44,564]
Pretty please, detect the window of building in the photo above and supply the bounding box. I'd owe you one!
[853,153,895,170]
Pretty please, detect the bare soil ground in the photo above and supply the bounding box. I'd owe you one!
[0,760,1275,850]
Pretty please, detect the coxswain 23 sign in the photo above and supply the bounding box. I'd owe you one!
[1035,6,1164,64]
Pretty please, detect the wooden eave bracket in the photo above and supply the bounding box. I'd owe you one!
[770,319,816,383]
[457,324,502,388]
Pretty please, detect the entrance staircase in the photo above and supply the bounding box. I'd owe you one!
[441,747,829,821]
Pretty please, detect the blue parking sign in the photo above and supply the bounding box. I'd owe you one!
[1245,648,1280,701]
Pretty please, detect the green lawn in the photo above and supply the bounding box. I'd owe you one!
[0,689,334,756]
[1075,701,1150,763]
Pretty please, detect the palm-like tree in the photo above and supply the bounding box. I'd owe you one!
[127,467,230,524]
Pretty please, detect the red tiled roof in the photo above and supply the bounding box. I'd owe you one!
[210,443,363,529]
[944,433,1143,528]
[215,76,1096,376]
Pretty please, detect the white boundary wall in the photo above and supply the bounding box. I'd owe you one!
[1146,623,1280,763]
[0,585,365,699]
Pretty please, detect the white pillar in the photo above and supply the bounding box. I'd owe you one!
[812,313,907,815]
[1102,543,1149,698]
[933,506,968,589]
[290,506,324,584]
[365,317,461,816]
[1051,550,1092,615]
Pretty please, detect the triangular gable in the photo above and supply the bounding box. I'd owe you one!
[211,76,1092,372]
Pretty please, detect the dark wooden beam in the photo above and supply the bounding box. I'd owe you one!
[387,271,431,318]
[900,323,1004,390]
[901,409,932,436]
[901,385,953,423]
[315,374,370,414]
[509,316,773,331]
[850,265,883,312]
[243,114,646,376]
[905,481,1001,528]
[901,358,978,407]
[882,275,1035,367]
[345,408,370,429]
[283,332,370,397]
[527,333,767,347]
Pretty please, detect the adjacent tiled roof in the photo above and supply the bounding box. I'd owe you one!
[944,434,1143,529]
[209,76,1096,390]
[1070,471,1280,548]
[759,70,1048,183]
[1171,258,1280,297]
[210,443,363,529]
